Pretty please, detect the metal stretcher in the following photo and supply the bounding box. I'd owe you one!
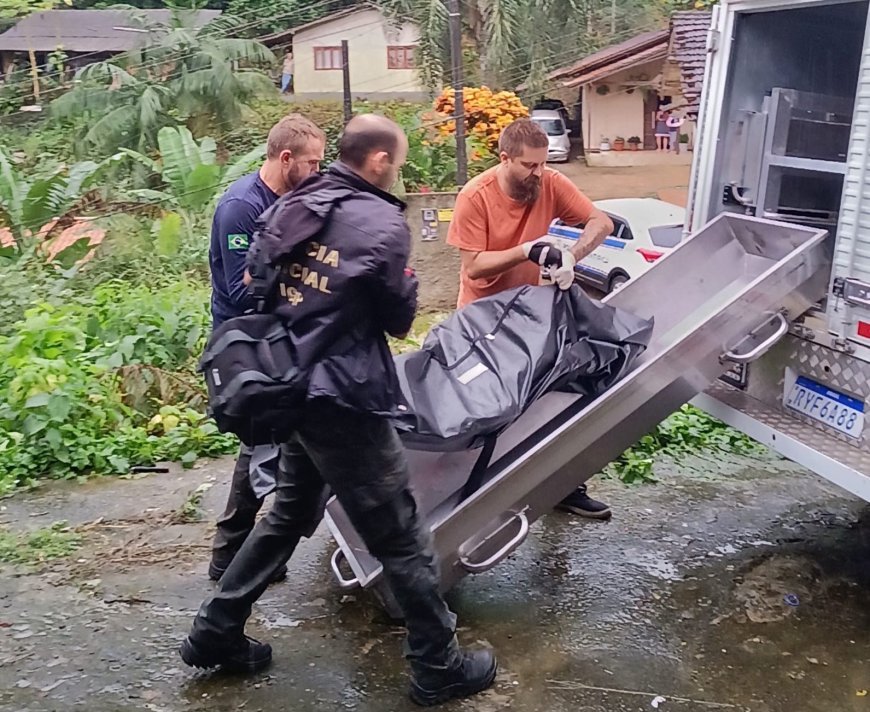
[325,214,829,616]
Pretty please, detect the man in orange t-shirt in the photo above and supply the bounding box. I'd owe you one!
[447,117,615,519]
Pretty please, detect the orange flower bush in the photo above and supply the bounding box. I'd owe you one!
[434,87,529,151]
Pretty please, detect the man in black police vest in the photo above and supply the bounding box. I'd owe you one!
[180,114,497,707]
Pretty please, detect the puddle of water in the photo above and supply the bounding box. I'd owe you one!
[620,549,683,581]
[260,613,302,629]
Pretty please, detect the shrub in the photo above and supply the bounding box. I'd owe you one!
[401,118,497,192]
[0,281,235,494]
[434,87,529,151]
[84,210,212,288]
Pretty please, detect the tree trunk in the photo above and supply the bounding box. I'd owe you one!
[465,2,487,84]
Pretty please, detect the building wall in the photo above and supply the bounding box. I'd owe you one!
[659,60,696,148]
[294,8,427,99]
[405,192,460,312]
[660,59,685,103]
[581,60,664,149]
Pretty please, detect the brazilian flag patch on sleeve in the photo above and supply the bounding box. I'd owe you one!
[227,233,249,250]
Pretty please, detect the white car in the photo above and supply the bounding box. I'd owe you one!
[530,109,571,163]
[547,198,687,293]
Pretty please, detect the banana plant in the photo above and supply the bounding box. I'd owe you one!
[120,125,265,250]
[121,125,265,214]
[49,2,274,157]
[0,149,123,257]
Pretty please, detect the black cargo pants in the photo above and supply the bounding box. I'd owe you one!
[210,445,263,570]
[190,399,461,672]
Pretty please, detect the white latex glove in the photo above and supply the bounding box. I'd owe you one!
[542,249,576,290]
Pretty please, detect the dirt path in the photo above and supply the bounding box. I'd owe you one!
[557,161,691,202]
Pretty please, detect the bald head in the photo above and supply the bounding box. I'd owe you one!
[339,114,408,190]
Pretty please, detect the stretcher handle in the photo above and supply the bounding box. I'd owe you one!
[459,511,530,574]
[329,548,360,590]
[720,312,789,365]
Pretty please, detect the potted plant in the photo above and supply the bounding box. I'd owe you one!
[628,136,641,151]
[613,136,626,152]
[599,137,611,152]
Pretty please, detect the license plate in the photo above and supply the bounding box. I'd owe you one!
[784,376,865,438]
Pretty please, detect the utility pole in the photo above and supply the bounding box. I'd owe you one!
[611,0,616,36]
[27,48,40,103]
[341,40,352,124]
[447,0,467,185]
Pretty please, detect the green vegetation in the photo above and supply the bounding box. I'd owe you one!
[119,125,265,233]
[0,148,123,247]
[381,0,718,92]
[0,84,456,496]
[605,404,765,484]
[51,4,275,155]
[0,0,730,496]
[0,521,82,565]
[0,278,238,493]
[172,481,215,523]
[224,0,357,36]
[0,0,720,110]
[390,312,449,354]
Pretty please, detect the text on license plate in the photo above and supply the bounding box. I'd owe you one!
[784,376,865,438]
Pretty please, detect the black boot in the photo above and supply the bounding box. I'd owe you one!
[179,634,272,673]
[409,649,497,706]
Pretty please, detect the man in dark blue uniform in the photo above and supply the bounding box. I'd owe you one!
[181,114,497,707]
[207,114,326,582]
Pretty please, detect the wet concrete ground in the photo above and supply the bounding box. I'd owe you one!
[0,451,868,712]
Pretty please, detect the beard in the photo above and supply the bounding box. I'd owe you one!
[507,174,541,204]
[283,163,308,192]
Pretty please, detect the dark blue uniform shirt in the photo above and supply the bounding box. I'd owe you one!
[209,172,279,328]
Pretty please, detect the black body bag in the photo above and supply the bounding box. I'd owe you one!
[394,284,654,452]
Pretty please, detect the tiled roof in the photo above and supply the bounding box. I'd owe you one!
[0,9,220,53]
[560,43,668,88]
[547,29,670,83]
[669,10,712,113]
